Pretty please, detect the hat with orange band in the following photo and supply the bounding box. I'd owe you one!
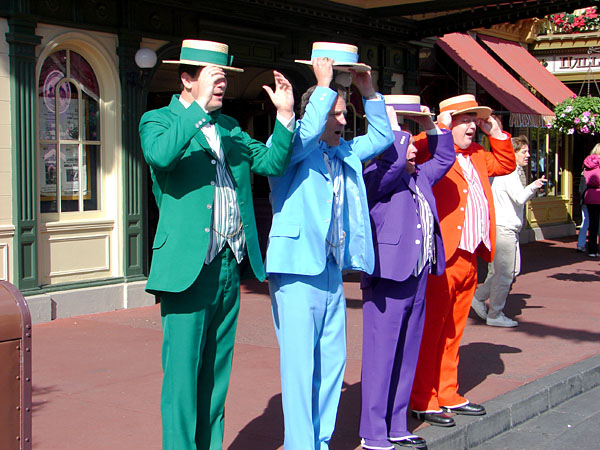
[439,94,491,119]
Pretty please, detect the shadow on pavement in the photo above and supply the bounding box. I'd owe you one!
[228,394,284,450]
[458,343,522,395]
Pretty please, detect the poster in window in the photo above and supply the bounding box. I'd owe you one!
[40,145,90,200]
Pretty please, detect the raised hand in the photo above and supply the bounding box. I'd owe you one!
[263,70,294,121]
[436,110,453,129]
[312,57,334,88]
[408,106,435,131]
[195,65,226,111]
[386,105,401,131]
[477,114,504,139]
[350,69,376,99]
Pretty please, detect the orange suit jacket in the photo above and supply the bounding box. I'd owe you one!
[414,133,516,263]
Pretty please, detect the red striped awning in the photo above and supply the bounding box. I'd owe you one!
[437,32,555,128]
[478,34,575,106]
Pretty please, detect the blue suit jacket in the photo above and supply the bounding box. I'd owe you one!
[362,129,455,285]
[266,86,394,276]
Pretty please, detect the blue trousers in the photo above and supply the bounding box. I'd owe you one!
[269,257,347,450]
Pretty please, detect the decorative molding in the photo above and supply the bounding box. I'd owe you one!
[0,242,8,281]
[40,219,115,233]
[0,224,16,238]
[47,234,110,276]
[475,18,542,43]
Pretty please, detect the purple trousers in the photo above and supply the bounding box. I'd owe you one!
[360,268,428,442]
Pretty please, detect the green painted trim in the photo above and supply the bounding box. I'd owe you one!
[117,35,147,279]
[7,17,41,291]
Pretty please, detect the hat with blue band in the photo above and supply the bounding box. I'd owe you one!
[384,95,434,117]
[295,42,371,72]
[163,39,244,72]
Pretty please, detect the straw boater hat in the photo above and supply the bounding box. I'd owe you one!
[384,95,434,117]
[295,42,371,72]
[438,94,491,119]
[163,39,244,72]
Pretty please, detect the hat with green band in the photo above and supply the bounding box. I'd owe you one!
[163,39,244,72]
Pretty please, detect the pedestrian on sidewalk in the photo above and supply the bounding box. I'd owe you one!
[359,96,455,450]
[471,135,546,327]
[582,147,600,257]
[410,94,516,428]
[577,145,600,253]
[139,39,295,450]
[266,43,393,450]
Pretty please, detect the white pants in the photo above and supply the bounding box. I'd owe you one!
[474,226,520,319]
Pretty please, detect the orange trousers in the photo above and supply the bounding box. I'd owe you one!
[410,249,478,412]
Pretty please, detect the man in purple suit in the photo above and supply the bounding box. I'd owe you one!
[359,96,455,450]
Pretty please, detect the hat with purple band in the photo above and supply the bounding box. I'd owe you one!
[384,95,434,116]
[295,42,371,72]
[163,39,244,72]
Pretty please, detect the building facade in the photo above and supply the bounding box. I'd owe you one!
[1,1,590,322]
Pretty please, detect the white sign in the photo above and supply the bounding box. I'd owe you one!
[538,54,600,74]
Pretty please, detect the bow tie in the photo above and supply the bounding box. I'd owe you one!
[321,141,338,160]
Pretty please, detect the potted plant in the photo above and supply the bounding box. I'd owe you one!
[550,7,599,33]
[550,95,600,135]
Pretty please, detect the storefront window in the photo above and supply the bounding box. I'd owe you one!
[528,127,563,197]
[38,50,101,213]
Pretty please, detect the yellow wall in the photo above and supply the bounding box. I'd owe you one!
[0,17,14,282]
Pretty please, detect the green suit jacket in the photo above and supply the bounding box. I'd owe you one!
[139,95,293,294]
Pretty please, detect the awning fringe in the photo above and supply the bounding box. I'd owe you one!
[509,113,554,128]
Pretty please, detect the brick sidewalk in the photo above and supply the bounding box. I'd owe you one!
[31,237,600,449]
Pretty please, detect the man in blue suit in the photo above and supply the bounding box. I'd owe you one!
[266,53,393,450]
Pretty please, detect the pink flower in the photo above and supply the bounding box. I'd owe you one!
[574,117,580,124]
[584,111,591,117]
[581,125,590,133]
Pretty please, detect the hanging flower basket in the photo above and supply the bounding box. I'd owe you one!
[550,95,600,135]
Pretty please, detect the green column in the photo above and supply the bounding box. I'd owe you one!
[118,34,147,280]
[7,16,41,291]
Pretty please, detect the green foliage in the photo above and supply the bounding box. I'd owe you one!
[551,95,600,135]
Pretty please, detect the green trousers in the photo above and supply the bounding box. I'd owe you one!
[160,248,240,450]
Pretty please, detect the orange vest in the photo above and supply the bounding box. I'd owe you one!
[414,132,516,262]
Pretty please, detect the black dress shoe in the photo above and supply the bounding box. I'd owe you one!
[442,402,486,416]
[391,436,428,449]
[411,410,455,427]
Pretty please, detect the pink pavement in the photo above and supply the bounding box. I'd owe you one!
[31,237,600,450]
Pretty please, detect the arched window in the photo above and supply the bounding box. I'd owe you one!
[38,50,101,213]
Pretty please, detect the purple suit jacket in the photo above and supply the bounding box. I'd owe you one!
[362,129,455,286]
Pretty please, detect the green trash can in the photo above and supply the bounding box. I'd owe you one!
[0,281,32,450]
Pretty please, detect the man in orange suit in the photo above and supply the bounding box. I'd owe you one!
[410,94,516,427]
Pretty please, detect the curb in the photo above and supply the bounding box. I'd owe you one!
[417,354,600,450]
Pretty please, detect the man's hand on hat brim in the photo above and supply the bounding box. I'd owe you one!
[312,57,334,88]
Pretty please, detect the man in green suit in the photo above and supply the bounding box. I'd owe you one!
[139,39,295,450]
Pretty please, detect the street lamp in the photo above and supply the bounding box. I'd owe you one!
[134,47,157,69]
